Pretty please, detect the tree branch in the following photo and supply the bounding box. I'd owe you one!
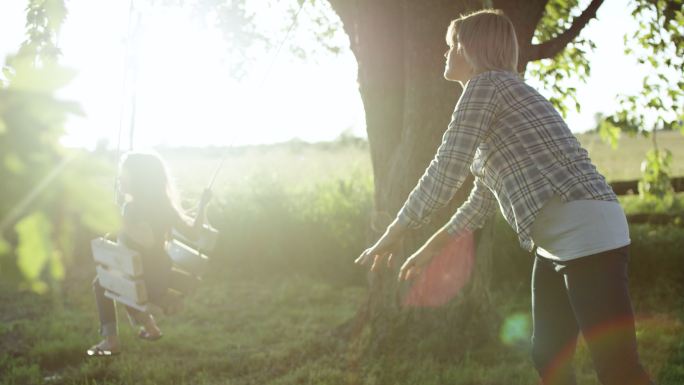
[527,0,604,62]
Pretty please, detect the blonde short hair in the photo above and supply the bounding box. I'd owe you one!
[446,9,519,73]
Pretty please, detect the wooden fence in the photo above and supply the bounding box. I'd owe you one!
[610,176,684,195]
[610,176,684,226]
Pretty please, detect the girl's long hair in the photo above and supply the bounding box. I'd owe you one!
[118,151,187,237]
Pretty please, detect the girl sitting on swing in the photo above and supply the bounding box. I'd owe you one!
[87,151,211,356]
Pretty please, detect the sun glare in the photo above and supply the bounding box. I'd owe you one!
[2,0,673,150]
[54,0,365,150]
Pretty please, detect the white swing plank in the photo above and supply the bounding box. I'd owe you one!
[198,225,219,252]
[171,225,218,253]
[96,265,148,304]
[91,238,144,277]
[103,290,152,313]
[168,267,201,295]
[167,239,209,277]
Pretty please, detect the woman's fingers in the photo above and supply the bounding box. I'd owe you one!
[398,264,423,281]
[387,252,395,268]
[354,249,371,265]
[398,258,413,281]
[370,253,388,272]
[354,248,383,267]
[405,265,423,281]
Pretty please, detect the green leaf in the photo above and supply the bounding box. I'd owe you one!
[50,250,65,281]
[0,237,10,255]
[15,211,52,288]
[4,152,26,174]
[598,120,621,150]
[44,0,67,32]
[7,55,78,93]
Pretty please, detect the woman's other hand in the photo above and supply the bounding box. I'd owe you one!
[398,226,452,281]
[397,246,436,281]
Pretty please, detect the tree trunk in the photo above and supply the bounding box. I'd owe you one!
[327,0,582,357]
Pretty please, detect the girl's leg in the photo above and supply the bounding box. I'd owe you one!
[562,246,652,385]
[125,307,162,337]
[90,277,120,353]
[92,277,118,338]
[125,306,151,326]
[531,255,581,385]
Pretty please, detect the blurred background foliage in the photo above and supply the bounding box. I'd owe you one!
[0,0,117,294]
[529,0,683,202]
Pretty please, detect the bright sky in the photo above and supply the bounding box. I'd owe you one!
[0,0,654,149]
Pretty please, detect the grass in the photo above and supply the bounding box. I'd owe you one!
[159,142,372,200]
[2,134,684,384]
[577,130,684,181]
[0,268,365,385]
[1,259,682,385]
[153,131,683,204]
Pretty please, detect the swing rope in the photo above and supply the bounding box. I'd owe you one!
[114,0,306,194]
[206,1,307,190]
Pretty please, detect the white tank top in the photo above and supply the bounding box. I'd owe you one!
[530,194,631,261]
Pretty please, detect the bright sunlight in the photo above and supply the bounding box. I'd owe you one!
[54,0,365,149]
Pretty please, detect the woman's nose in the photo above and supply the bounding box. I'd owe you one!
[444,50,449,58]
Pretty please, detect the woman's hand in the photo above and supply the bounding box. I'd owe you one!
[397,246,437,281]
[398,226,452,281]
[355,236,399,272]
[355,219,407,271]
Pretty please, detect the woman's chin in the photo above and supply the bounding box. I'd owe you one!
[443,71,459,82]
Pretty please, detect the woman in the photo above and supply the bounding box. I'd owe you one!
[355,9,652,385]
[88,151,210,356]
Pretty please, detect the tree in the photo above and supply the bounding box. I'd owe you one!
[1,0,118,295]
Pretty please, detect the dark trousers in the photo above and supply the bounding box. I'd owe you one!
[531,246,653,385]
[92,277,151,337]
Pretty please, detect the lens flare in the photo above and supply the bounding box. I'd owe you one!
[500,312,531,347]
[402,230,475,307]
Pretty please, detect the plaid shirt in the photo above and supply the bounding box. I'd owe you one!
[397,70,617,252]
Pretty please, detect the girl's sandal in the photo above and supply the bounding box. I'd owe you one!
[86,345,121,356]
[137,328,163,341]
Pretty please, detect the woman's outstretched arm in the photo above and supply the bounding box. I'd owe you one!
[357,75,498,270]
[396,75,498,230]
[398,177,497,280]
[445,176,499,236]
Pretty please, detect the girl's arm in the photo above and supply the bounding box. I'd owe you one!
[173,188,212,241]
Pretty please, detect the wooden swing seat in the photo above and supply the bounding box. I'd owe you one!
[91,226,218,313]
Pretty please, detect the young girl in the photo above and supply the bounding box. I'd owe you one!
[87,151,210,356]
[356,9,652,385]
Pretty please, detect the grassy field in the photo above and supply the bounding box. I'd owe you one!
[160,131,684,200]
[577,130,684,181]
[1,132,683,385]
[2,252,682,385]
